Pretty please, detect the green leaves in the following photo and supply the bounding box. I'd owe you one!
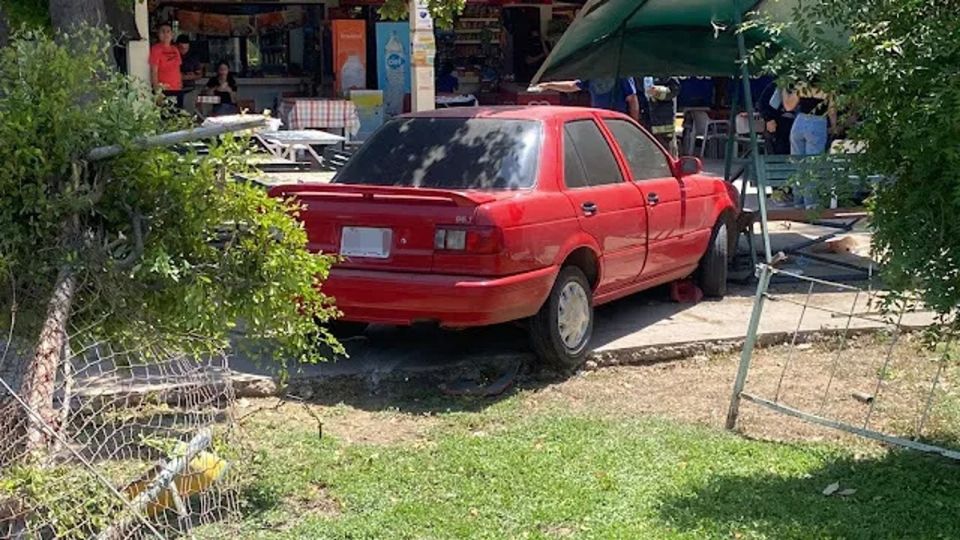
[757,0,960,327]
[379,0,467,30]
[1,28,340,370]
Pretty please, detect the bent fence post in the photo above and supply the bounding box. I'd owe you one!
[87,117,269,162]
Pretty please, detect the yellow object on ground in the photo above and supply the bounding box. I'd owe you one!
[123,451,229,517]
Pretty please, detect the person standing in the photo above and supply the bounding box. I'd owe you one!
[521,30,549,83]
[176,35,205,89]
[149,23,183,107]
[782,84,837,208]
[758,81,795,155]
[783,85,835,157]
[532,77,640,122]
[642,76,680,154]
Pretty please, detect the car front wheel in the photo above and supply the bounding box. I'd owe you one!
[696,218,729,298]
[529,266,594,371]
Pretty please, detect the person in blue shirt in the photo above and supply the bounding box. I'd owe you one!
[436,63,460,94]
[531,77,640,121]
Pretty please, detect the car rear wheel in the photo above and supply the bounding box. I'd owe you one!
[529,267,594,371]
[696,218,729,298]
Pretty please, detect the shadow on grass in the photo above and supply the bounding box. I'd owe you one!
[657,449,960,538]
[284,360,564,416]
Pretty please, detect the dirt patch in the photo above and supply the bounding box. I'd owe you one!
[237,397,439,446]
[322,410,436,445]
[541,524,578,538]
[283,482,342,518]
[236,334,957,451]
[518,333,959,449]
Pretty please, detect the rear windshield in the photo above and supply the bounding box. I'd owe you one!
[335,117,541,190]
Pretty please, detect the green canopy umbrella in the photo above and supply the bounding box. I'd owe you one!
[532,0,799,82]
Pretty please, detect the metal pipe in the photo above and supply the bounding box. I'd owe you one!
[726,263,773,429]
[88,117,269,161]
[741,392,960,461]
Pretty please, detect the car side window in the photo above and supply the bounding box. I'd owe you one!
[563,127,589,189]
[604,119,673,181]
[563,120,624,188]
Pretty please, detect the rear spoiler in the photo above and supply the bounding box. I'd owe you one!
[267,183,496,208]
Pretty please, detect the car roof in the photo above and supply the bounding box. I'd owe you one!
[399,106,629,122]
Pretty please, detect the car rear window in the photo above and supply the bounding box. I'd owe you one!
[335,117,542,190]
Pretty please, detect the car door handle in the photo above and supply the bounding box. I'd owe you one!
[647,193,660,206]
[581,202,598,216]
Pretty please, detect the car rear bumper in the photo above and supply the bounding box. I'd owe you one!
[322,266,558,327]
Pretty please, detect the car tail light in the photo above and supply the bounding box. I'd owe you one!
[434,226,502,254]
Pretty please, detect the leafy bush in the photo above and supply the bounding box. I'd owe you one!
[754,0,960,323]
[0,464,124,539]
[0,27,340,366]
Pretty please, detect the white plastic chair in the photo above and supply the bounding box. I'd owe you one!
[691,110,729,158]
[735,112,765,156]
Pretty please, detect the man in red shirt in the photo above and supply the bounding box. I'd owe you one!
[149,23,184,107]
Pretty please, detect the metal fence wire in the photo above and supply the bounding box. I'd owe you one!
[0,328,241,539]
[726,264,960,460]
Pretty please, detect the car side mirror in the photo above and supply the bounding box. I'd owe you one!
[679,156,702,176]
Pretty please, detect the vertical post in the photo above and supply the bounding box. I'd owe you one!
[723,74,742,182]
[409,0,436,112]
[613,26,626,119]
[725,263,772,429]
[732,0,772,263]
[126,0,150,83]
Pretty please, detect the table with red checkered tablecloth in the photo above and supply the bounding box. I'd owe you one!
[278,98,361,138]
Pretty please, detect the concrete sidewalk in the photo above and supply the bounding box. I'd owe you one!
[229,277,931,384]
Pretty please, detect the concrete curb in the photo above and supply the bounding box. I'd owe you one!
[237,324,926,399]
[587,325,920,369]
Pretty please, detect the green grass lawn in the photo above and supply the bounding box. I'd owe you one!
[204,386,960,540]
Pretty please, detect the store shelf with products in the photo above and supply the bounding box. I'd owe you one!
[435,3,504,97]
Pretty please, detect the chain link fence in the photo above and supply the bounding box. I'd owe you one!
[0,329,241,539]
[727,265,959,460]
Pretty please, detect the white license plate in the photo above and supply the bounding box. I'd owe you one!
[340,227,392,259]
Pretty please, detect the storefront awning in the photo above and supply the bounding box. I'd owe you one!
[533,0,812,81]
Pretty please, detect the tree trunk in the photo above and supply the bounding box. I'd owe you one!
[19,267,76,453]
[49,0,109,33]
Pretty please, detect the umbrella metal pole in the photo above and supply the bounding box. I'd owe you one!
[732,0,772,263]
[723,74,742,181]
[726,0,773,432]
[614,24,626,119]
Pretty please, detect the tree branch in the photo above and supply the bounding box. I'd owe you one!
[116,207,145,270]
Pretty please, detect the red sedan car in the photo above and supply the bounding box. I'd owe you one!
[270,107,738,368]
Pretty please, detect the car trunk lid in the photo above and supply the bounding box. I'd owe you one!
[269,184,498,273]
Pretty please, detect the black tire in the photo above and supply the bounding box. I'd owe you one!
[328,321,369,338]
[529,266,594,371]
[697,218,730,298]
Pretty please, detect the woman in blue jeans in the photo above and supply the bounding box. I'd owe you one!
[782,86,836,208]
